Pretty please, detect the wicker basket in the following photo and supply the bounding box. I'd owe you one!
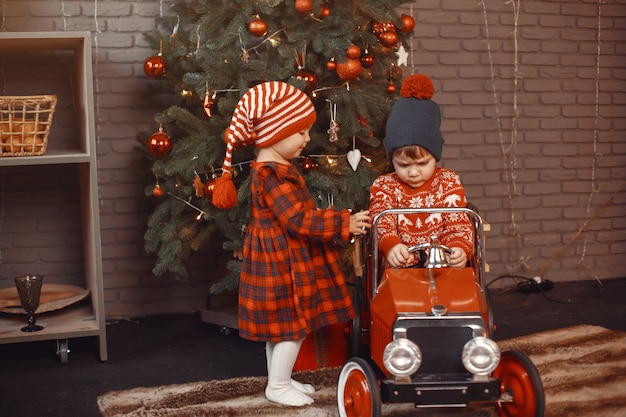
[0,95,57,157]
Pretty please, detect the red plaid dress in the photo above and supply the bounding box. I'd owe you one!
[238,161,355,342]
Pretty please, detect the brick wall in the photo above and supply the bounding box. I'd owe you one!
[1,0,624,319]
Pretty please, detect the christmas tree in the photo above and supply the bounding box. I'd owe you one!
[139,0,416,293]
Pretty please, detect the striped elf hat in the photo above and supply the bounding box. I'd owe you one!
[211,81,316,209]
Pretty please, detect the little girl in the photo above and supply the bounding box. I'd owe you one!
[212,81,371,406]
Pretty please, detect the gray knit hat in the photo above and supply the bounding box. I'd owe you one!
[384,74,444,161]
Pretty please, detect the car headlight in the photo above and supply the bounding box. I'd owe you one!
[462,337,501,375]
[383,338,422,377]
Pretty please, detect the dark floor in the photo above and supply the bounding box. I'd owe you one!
[1,277,625,417]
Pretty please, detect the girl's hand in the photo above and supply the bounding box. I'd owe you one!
[349,210,371,235]
[448,247,467,268]
[386,243,415,268]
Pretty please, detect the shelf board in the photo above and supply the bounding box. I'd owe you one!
[0,31,88,51]
[0,304,99,344]
[0,149,91,166]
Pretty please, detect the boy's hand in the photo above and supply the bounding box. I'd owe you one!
[349,210,371,235]
[448,247,467,268]
[386,243,415,268]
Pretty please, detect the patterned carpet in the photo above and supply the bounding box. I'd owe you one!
[98,325,626,417]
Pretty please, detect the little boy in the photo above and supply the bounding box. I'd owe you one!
[369,74,473,269]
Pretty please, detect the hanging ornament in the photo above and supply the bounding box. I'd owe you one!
[143,54,167,79]
[248,15,268,37]
[300,156,319,172]
[203,89,217,117]
[319,3,331,19]
[360,49,374,69]
[295,0,312,14]
[400,14,416,33]
[397,44,409,67]
[327,100,339,143]
[192,173,205,197]
[346,44,361,60]
[336,58,362,80]
[347,136,361,171]
[386,82,397,94]
[379,30,399,48]
[372,21,395,37]
[326,58,337,71]
[152,183,164,197]
[148,127,173,158]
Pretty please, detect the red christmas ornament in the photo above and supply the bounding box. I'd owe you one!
[372,21,395,36]
[143,55,167,79]
[248,15,268,37]
[346,45,361,60]
[336,58,362,81]
[386,83,397,94]
[360,53,374,69]
[326,58,337,71]
[319,3,331,19]
[148,130,173,158]
[400,14,416,33]
[152,184,164,197]
[295,0,312,14]
[379,31,399,48]
[296,68,318,93]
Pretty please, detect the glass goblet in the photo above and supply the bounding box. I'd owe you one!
[14,275,44,332]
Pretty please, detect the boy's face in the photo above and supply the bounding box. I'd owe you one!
[392,150,436,189]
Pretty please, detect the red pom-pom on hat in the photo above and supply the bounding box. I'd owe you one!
[400,74,434,100]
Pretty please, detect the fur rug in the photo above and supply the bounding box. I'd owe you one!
[98,325,626,417]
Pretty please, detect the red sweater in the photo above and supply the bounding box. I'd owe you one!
[369,166,474,267]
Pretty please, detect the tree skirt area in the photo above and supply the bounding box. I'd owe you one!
[98,325,626,417]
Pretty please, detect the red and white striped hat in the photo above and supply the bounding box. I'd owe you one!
[212,81,316,209]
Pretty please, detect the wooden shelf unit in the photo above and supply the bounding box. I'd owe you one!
[0,32,107,362]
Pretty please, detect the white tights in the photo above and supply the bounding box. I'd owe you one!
[265,340,315,406]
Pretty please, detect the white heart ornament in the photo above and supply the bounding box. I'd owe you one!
[347,149,361,171]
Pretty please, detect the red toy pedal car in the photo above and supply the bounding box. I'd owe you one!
[338,207,545,417]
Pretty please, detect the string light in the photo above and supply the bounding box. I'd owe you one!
[481,0,527,273]
[579,0,603,267]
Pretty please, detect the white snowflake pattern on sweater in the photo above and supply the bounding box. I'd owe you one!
[369,166,474,268]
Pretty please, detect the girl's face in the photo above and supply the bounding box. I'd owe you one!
[271,128,311,162]
[392,150,436,189]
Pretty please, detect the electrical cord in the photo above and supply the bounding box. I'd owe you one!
[486,274,603,304]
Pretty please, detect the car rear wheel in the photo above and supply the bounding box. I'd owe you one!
[337,357,381,417]
[493,350,545,417]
